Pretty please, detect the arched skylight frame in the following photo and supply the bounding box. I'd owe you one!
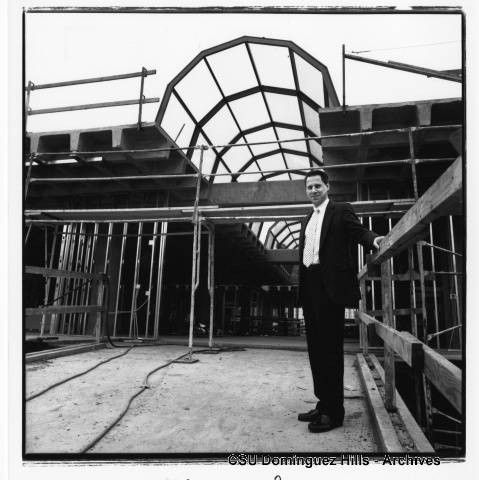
[157,36,339,183]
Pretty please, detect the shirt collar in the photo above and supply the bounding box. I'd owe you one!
[312,197,329,213]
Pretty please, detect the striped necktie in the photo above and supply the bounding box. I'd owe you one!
[303,210,320,267]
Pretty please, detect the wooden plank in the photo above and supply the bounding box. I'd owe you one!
[25,265,103,280]
[26,305,104,316]
[423,345,462,414]
[356,311,423,368]
[25,342,106,364]
[369,156,462,265]
[369,354,435,453]
[356,354,404,452]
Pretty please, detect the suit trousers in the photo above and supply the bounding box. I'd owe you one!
[303,264,345,422]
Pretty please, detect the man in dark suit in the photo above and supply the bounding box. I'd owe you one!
[297,169,383,433]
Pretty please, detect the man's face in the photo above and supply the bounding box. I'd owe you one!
[305,175,330,207]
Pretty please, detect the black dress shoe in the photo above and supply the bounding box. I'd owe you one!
[308,414,343,433]
[298,408,322,422]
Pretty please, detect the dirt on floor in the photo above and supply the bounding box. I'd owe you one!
[25,345,378,454]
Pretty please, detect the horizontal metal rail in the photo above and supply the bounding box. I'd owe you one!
[27,157,455,184]
[25,69,157,91]
[29,97,159,116]
[28,124,462,157]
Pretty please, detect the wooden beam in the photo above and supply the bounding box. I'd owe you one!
[25,266,104,280]
[369,156,462,265]
[26,305,104,316]
[423,345,462,414]
[356,354,405,452]
[265,249,298,264]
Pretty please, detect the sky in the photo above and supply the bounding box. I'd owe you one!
[25,11,462,135]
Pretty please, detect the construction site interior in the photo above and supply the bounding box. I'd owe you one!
[24,35,463,456]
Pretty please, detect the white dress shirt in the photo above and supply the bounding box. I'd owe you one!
[303,198,329,266]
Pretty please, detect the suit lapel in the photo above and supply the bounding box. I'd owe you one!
[319,200,334,253]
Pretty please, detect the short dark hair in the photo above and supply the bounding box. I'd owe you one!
[304,168,329,185]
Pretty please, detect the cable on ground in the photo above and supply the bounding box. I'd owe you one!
[80,345,244,454]
[26,346,134,402]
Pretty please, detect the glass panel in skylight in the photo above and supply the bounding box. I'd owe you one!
[206,44,257,97]
[245,127,277,156]
[276,229,290,244]
[249,44,295,89]
[289,173,305,180]
[303,101,321,136]
[259,221,274,244]
[271,222,285,236]
[264,92,301,125]
[229,93,270,130]
[213,161,232,183]
[256,153,285,175]
[288,223,301,232]
[266,173,290,182]
[310,140,323,163]
[222,144,252,172]
[237,161,262,182]
[284,153,310,170]
[250,222,261,236]
[294,53,325,107]
[276,127,307,152]
[160,94,196,149]
[284,238,298,249]
[175,60,222,121]
[202,105,240,147]
[191,134,216,175]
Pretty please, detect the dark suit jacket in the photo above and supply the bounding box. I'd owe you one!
[298,200,378,308]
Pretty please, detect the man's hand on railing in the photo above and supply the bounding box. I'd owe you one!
[373,236,385,250]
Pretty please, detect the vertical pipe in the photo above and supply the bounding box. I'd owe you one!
[388,218,396,317]
[50,225,68,335]
[24,155,34,201]
[448,216,462,349]
[83,223,99,335]
[99,223,113,339]
[70,223,85,334]
[408,247,418,337]
[137,67,146,130]
[368,217,376,311]
[60,224,75,334]
[153,222,168,339]
[408,246,423,422]
[145,222,158,338]
[409,128,419,200]
[113,223,128,338]
[78,225,93,335]
[41,225,58,337]
[381,259,396,411]
[188,147,205,354]
[207,223,215,348]
[429,224,440,349]
[417,240,434,436]
[129,222,143,338]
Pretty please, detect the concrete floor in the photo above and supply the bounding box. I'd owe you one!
[26,345,378,454]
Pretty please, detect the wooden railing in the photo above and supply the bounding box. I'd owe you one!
[356,156,463,418]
